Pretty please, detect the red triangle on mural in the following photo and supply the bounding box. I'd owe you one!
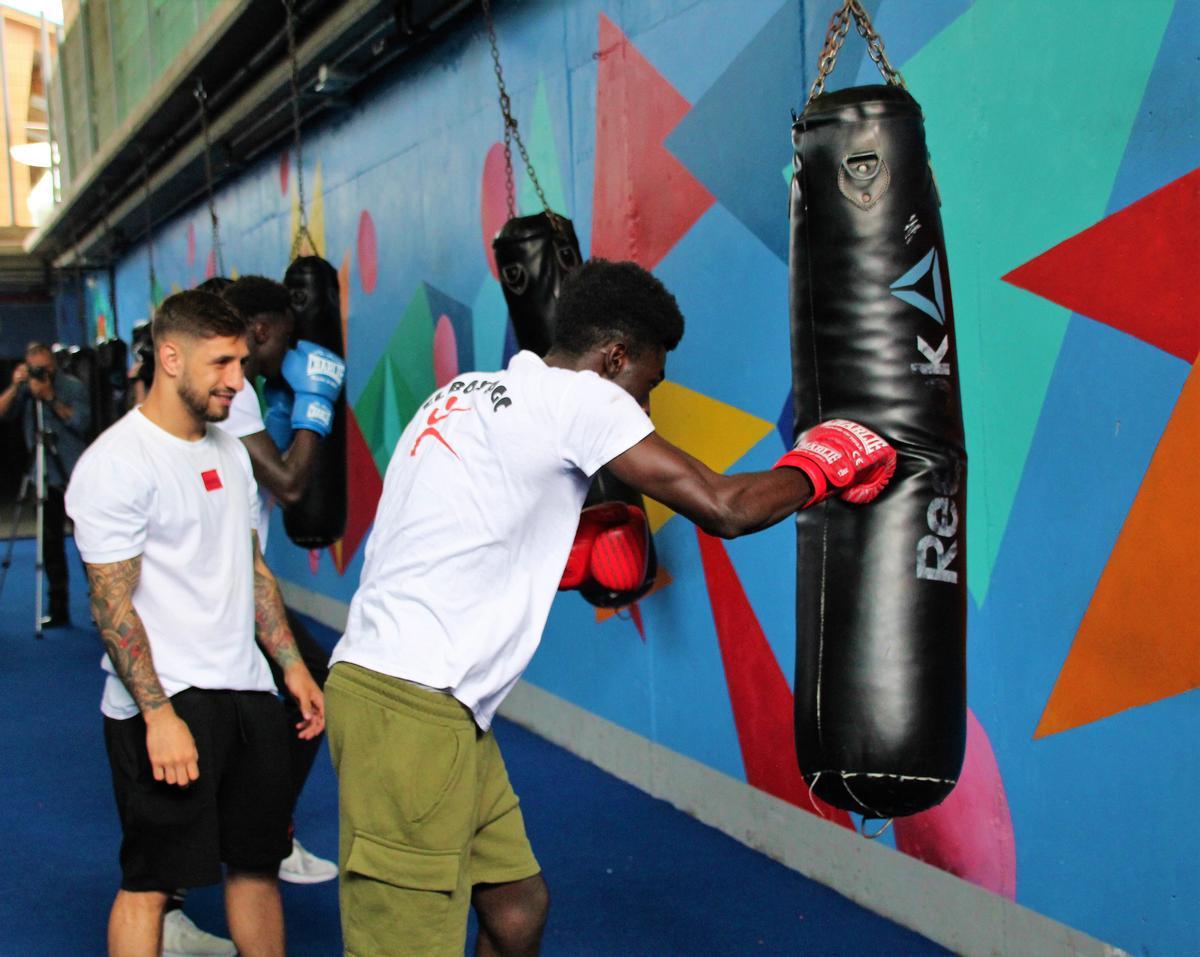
[591,14,715,270]
[330,407,384,574]
[1003,167,1200,362]
[1036,359,1200,737]
[695,529,851,827]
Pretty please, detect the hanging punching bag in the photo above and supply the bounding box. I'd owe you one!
[789,6,967,820]
[494,214,658,608]
[282,256,347,549]
[94,338,128,434]
[492,212,581,356]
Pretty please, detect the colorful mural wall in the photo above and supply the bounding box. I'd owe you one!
[100,1,1198,954]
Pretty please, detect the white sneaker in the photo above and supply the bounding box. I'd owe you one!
[161,908,237,957]
[278,837,338,884]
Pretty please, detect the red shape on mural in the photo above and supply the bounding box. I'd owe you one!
[357,210,378,294]
[186,223,196,268]
[893,709,1016,898]
[1004,167,1200,362]
[695,529,851,827]
[433,314,459,387]
[481,142,511,280]
[331,407,384,575]
[590,14,714,270]
[280,150,289,195]
[205,248,217,280]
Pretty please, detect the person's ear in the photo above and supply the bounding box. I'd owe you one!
[157,339,184,377]
[603,342,628,378]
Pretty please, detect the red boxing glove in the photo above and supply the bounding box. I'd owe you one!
[774,419,897,507]
[558,503,650,592]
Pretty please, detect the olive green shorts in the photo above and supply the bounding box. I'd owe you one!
[326,662,541,957]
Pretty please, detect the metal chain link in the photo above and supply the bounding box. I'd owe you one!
[805,0,905,109]
[141,153,157,309]
[283,0,317,259]
[193,79,224,277]
[480,0,562,231]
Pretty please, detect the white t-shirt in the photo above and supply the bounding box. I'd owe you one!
[215,382,272,548]
[330,351,654,730]
[66,408,276,719]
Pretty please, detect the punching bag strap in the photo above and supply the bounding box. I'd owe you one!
[480,0,568,237]
[806,0,906,108]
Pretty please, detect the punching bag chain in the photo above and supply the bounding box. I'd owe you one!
[283,0,317,260]
[193,79,224,278]
[480,0,563,234]
[806,0,905,108]
[141,153,157,311]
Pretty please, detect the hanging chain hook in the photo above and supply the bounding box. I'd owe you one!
[140,150,157,311]
[283,0,317,260]
[805,0,905,110]
[193,79,224,277]
[479,0,562,233]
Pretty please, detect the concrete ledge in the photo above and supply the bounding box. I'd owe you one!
[279,578,1125,957]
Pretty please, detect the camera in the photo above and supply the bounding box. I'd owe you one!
[27,365,49,382]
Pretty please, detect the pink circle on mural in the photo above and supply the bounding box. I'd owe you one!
[186,223,196,268]
[280,151,289,195]
[357,211,378,294]
[892,709,1017,899]
[481,142,511,280]
[205,249,217,279]
[433,314,459,388]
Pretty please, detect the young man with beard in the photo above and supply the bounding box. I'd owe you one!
[66,291,325,957]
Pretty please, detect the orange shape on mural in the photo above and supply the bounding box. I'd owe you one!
[1036,360,1200,738]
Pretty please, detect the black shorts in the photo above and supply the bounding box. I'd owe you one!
[103,688,293,892]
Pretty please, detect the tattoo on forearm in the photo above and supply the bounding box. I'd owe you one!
[253,543,300,670]
[86,557,169,712]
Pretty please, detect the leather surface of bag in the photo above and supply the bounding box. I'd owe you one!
[790,84,967,819]
[282,256,347,549]
[492,212,581,358]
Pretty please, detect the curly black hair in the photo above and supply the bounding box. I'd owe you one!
[194,276,233,296]
[221,275,291,323]
[551,259,684,357]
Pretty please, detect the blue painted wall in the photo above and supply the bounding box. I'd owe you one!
[99,2,1198,954]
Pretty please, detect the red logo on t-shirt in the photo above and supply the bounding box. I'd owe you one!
[201,469,223,491]
[411,396,471,459]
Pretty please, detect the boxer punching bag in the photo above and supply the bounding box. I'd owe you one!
[493,213,581,356]
[789,0,967,819]
[282,256,347,549]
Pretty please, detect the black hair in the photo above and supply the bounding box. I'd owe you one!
[152,290,246,343]
[552,259,684,357]
[220,275,291,323]
[194,276,233,295]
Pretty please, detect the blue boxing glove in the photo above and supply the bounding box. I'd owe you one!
[282,339,346,438]
[261,379,295,451]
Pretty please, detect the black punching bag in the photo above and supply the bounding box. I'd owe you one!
[494,214,657,608]
[789,84,967,819]
[492,212,581,357]
[94,338,128,434]
[282,256,347,549]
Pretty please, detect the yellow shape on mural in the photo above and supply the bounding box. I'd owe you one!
[289,161,326,257]
[643,380,774,532]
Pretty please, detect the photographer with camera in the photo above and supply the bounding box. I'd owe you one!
[0,342,91,626]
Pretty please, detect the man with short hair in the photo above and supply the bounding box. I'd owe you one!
[0,341,91,625]
[66,290,324,957]
[326,259,896,956]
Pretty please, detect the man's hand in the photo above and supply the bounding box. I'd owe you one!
[10,362,28,387]
[283,663,326,740]
[144,706,200,787]
[774,419,897,507]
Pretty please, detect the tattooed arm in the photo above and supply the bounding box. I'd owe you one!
[85,558,199,787]
[252,533,325,738]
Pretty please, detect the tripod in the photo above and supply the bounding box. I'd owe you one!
[0,399,67,638]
